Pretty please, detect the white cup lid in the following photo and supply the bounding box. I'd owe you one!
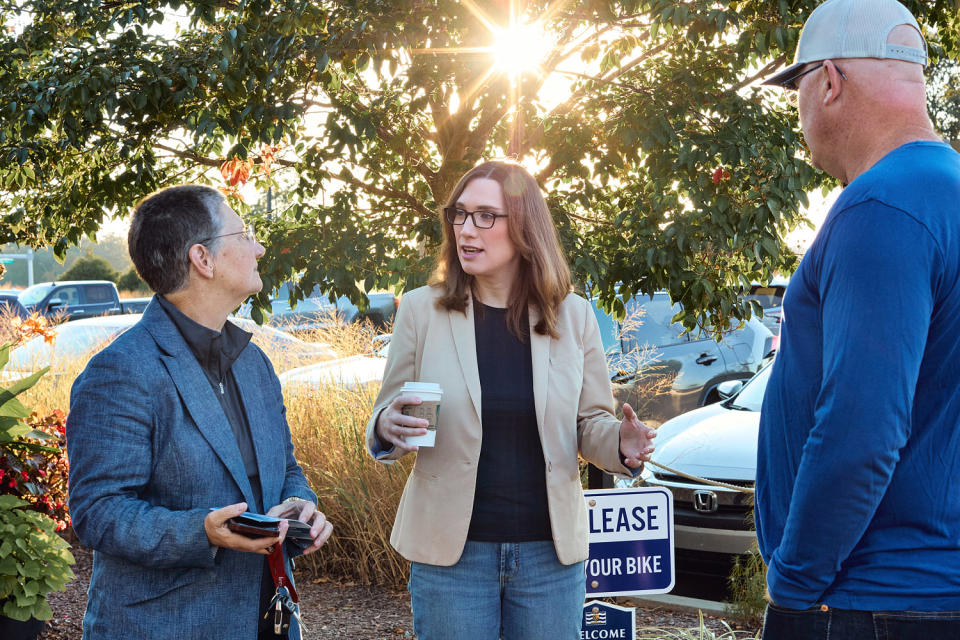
[401,381,443,394]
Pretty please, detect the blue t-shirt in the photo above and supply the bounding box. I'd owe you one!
[756,141,960,611]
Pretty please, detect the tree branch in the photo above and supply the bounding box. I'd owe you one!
[154,143,301,170]
[153,143,221,168]
[336,170,434,220]
[564,209,613,227]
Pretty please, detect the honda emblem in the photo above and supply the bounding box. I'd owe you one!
[692,490,719,513]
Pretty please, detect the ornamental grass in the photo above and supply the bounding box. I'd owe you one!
[269,321,413,589]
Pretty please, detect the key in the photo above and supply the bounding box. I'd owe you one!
[291,604,307,632]
[269,586,291,634]
[274,593,284,634]
[264,588,287,617]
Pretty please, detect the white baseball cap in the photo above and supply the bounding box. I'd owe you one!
[763,0,928,88]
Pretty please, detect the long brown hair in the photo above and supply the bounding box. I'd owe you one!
[429,160,571,339]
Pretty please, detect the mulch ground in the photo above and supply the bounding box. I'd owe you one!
[40,543,760,639]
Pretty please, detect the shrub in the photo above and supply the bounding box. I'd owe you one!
[727,544,768,624]
[59,252,117,283]
[0,410,70,533]
[117,267,149,294]
[0,315,75,621]
[0,495,75,621]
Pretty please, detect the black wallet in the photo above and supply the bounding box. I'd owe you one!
[226,512,314,543]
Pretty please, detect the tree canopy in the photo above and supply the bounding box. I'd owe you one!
[2,0,958,329]
[928,56,960,147]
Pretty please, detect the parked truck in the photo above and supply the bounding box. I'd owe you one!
[16,281,151,321]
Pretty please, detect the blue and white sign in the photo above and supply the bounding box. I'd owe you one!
[584,487,674,597]
[581,599,636,639]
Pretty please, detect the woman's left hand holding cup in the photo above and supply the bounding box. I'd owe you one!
[375,393,430,453]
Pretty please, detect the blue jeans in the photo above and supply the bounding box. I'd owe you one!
[409,540,586,640]
[763,603,960,639]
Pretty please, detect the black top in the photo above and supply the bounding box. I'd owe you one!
[156,295,263,511]
[467,301,552,542]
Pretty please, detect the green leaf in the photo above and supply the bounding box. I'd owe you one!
[21,561,41,580]
[33,598,54,621]
[0,392,31,419]
[0,555,18,576]
[3,598,32,621]
[3,366,51,398]
[761,236,778,256]
[0,495,27,510]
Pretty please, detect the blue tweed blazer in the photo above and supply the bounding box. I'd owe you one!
[67,299,316,639]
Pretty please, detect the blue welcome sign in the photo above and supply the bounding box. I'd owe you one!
[584,487,675,597]
[581,599,636,639]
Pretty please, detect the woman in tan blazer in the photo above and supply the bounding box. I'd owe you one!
[366,160,656,640]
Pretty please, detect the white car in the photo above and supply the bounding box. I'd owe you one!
[627,361,773,558]
[278,341,389,391]
[2,313,336,381]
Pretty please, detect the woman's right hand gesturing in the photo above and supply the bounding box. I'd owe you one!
[375,394,430,453]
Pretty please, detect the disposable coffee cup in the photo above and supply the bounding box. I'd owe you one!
[400,382,442,447]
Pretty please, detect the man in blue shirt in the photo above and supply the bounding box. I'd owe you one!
[757,0,960,637]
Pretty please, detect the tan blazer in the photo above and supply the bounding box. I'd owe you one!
[366,285,632,566]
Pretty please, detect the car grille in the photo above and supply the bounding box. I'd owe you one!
[654,473,755,490]
[644,473,755,531]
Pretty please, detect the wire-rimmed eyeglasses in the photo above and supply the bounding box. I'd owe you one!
[198,223,257,245]
[443,206,508,229]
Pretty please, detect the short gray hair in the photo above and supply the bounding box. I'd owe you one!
[128,185,224,294]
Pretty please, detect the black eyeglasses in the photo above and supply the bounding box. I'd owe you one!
[198,223,257,246]
[780,61,847,91]
[443,206,508,229]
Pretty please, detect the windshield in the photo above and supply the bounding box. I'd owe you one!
[18,283,55,306]
[743,285,786,310]
[727,361,774,411]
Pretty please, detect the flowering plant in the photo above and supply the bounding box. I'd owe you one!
[0,312,74,622]
[0,409,70,533]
